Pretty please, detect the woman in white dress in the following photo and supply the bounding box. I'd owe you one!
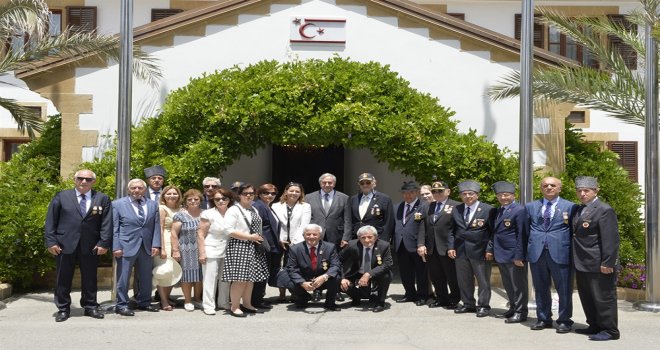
[154,185,181,311]
[197,187,233,315]
[271,182,311,301]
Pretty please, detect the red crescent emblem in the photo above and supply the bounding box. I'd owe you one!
[299,22,317,39]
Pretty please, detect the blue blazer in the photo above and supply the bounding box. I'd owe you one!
[525,197,577,265]
[449,201,496,260]
[285,240,341,284]
[112,196,161,257]
[393,199,424,252]
[253,199,281,254]
[492,202,528,263]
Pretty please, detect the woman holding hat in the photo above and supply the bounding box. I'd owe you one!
[197,187,234,315]
[154,185,182,311]
[172,189,204,311]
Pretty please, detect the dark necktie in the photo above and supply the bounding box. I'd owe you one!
[543,202,552,229]
[79,193,87,216]
[310,246,317,271]
[464,206,471,223]
[363,247,372,273]
[323,193,330,212]
[497,207,504,220]
[136,199,145,224]
[153,191,160,202]
[403,204,411,224]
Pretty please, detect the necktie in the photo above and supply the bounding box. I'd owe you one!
[136,199,145,224]
[79,193,87,216]
[403,204,411,224]
[323,193,330,212]
[433,202,442,222]
[310,246,317,271]
[464,206,471,223]
[153,191,160,202]
[497,207,504,220]
[363,247,372,273]
[359,195,369,219]
[543,202,553,229]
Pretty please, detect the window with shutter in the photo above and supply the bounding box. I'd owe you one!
[151,9,183,22]
[514,14,544,48]
[49,10,62,37]
[607,14,637,70]
[67,6,97,33]
[607,141,638,182]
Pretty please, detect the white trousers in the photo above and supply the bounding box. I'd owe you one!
[202,257,230,311]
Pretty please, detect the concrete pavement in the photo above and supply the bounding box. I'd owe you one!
[1,282,659,350]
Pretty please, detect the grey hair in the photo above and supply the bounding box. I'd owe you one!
[318,173,337,183]
[357,225,378,238]
[303,223,324,238]
[127,178,147,189]
[74,169,96,179]
[203,177,221,186]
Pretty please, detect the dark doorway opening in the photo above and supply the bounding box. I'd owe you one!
[272,145,344,196]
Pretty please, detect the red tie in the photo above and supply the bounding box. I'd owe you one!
[310,246,317,271]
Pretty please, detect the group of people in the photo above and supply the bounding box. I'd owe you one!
[44,167,620,341]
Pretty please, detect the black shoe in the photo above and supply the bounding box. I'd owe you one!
[137,305,159,312]
[229,310,247,318]
[84,308,104,319]
[530,321,553,330]
[454,306,477,314]
[396,297,416,303]
[294,301,308,309]
[55,311,69,322]
[443,303,458,310]
[312,290,322,302]
[575,327,599,335]
[415,299,427,306]
[350,299,361,307]
[373,304,385,313]
[428,301,449,308]
[115,308,135,316]
[589,331,618,341]
[505,313,527,324]
[336,293,345,302]
[254,303,273,310]
[556,323,572,334]
[476,307,489,317]
[495,310,514,319]
[323,304,341,311]
[154,290,160,302]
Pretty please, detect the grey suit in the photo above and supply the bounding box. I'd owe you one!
[306,189,351,246]
[112,196,161,310]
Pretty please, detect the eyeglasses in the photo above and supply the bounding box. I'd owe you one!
[204,184,219,189]
[213,197,229,202]
[263,192,278,196]
[76,177,94,182]
[241,192,255,197]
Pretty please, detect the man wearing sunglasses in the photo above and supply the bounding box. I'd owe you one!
[45,169,112,322]
[200,177,222,209]
[345,173,394,246]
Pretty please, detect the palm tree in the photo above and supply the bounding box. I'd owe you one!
[0,0,161,138]
[488,0,659,127]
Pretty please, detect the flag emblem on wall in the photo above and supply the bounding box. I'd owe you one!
[290,17,346,43]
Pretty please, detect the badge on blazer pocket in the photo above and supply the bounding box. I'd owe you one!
[414,212,422,221]
[476,219,485,227]
[582,220,591,228]
[503,219,511,227]
[376,254,382,265]
[563,211,569,224]
[322,260,328,271]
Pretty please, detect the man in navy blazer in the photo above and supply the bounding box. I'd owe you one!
[344,173,395,244]
[393,181,429,305]
[278,224,341,311]
[44,169,112,322]
[491,181,529,324]
[526,177,577,333]
[448,180,496,318]
[112,178,161,316]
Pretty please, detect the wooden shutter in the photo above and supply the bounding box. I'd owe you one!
[515,14,544,48]
[608,14,637,69]
[151,9,183,22]
[67,6,96,33]
[607,141,638,182]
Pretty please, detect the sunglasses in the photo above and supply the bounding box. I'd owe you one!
[76,177,94,182]
[213,197,229,202]
[240,192,255,197]
[359,181,372,185]
[204,184,219,189]
[263,192,278,196]
[431,189,444,193]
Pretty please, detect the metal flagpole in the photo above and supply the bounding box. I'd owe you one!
[519,0,536,309]
[634,18,660,312]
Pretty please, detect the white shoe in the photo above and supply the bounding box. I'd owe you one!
[184,303,194,312]
[203,308,216,315]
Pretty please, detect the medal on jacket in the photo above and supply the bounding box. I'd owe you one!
[322,260,328,271]
[376,254,382,265]
[476,219,485,227]
[582,220,590,228]
[372,204,381,216]
[92,206,99,215]
[414,212,422,221]
[503,219,511,227]
[444,205,453,213]
[563,211,569,224]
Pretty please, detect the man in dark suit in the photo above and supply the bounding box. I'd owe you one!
[491,181,529,324]
[278,224,341,311]
[112,178,161,316]
[44,169,112,322]
[307,173,351,248]
[526,176,577,333]
[144,165,166,202]
[200,177,221,209]
[417,181,461,309]
[340,225,393,312]
[448,180,496,318]
[572,176,620,341]
[344,173,395,245]
[393,181,429,305]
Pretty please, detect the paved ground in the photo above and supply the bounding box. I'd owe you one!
[1,282,659,350]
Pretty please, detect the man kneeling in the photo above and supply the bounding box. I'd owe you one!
[340,225,393,312]
[277,224,341,311]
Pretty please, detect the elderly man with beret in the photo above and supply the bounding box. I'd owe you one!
[491,181,529,323]
[144,165,167,202]
[572,176,620,341]
[448,180,496,318]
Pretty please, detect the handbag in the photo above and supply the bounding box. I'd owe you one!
[239,206,271,254]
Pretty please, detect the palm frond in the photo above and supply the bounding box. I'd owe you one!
[0,0,49,42]
[0,96,43,138]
